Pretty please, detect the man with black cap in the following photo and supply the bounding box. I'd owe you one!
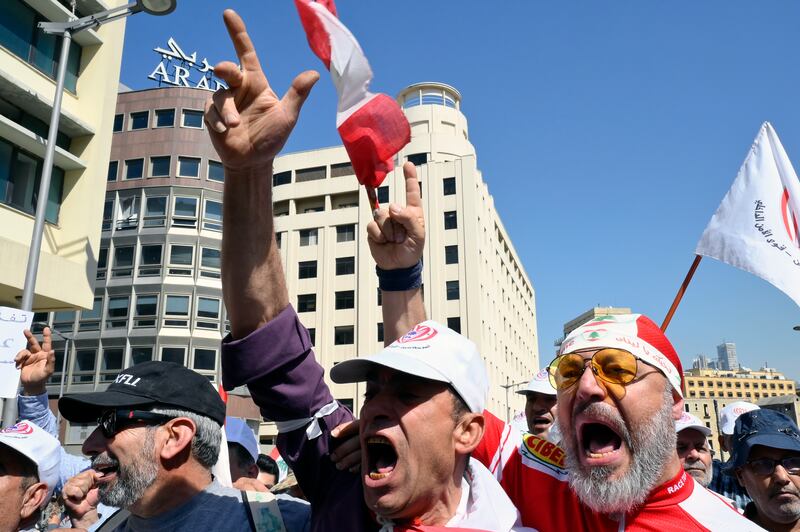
[58,361,309,531]
[727,409,800,531]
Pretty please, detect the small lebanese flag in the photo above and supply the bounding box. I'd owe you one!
[294,0,410,190]
[696,122,800,307]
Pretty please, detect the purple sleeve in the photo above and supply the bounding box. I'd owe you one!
[221,305,373,530]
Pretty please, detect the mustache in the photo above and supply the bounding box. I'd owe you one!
[682,458,707,471]
[770,484,800,499]
[91,453,120,470]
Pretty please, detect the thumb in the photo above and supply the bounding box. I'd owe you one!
[388,203,416,228]
[282,70,319,121]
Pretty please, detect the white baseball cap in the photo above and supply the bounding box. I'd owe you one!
[226,417,259,463]
[516,368,556,396]
[675,411,712,436]
[330,320,488,413]
[0,420,60,503]
[719,401,759,435]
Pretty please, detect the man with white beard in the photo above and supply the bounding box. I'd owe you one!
[676,412,714,488]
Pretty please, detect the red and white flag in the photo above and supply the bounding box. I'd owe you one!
[294,0,410,191]
[696,122,800,307]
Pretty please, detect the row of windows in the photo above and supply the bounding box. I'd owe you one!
[688,390,785,399]
[103,192,222,233]
[113,108,205,132]
[108,157,223,182]
[296,279,459,314]
[0,138,63,224]
[298,257,355,278]
[686,379,791,390]
[283,224,356,247]
[97,241,220,281]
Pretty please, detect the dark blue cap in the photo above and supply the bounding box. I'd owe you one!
[725,409,800,472]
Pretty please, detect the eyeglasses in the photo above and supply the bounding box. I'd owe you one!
[548,348,656,399]
[97,409,174,438]
[745,456,800,476]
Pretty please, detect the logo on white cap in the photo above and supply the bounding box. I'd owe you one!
[396,324,438,344]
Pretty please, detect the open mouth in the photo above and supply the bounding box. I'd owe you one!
[91,457,120,482]
[365,435,397,482]
[580,422,623,459]
[532,416,552,427]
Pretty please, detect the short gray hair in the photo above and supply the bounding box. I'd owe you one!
[150,407,221,469]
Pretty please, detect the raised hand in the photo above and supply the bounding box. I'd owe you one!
[62,470,102,528]
[367,162,425,270]
[204,10,319,173]
[15,328,56,396]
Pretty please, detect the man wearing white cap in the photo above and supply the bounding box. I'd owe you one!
[676,412,714,488]
[226,417,261,482]
[708,401,759,509]
[515,368,558,441]
[0,420,60,531]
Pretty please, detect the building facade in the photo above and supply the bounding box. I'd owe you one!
[0,0,127,311]
[716,341,739,371]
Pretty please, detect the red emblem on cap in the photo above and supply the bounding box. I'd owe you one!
[397,324,438,343]
[1,422,33,435]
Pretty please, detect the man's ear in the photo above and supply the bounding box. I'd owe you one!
[20,482,48,522]
[734,467,747,489]
[454,413,484,455]
[672,393,685,421]
[159,417,196,460]
[246,462,259,480]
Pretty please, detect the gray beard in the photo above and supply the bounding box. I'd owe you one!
[97,429,159,508]
[562,388,676,515]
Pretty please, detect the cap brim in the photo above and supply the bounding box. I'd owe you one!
[677,425,712,437]
[59,391,156,423]
[725,433,800,472]
[330,351,450,385]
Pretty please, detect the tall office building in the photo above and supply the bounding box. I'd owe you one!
[717,341,739,371]
[0,0,127,310]
[41,82,538,446]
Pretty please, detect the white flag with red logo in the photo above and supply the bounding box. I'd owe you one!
[696,122,800,307]
[294,0,410,190]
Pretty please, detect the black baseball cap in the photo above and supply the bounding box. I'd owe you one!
[724,409,800,472]
[58,361,226,426]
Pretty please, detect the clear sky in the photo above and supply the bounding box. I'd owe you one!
[120,1,800,382]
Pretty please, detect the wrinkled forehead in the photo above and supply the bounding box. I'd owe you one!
[677,428,708,445]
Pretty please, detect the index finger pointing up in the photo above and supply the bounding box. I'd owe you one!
[222,10,264,78]
[402,162,421,208]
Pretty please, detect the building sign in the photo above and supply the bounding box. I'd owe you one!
[148,37,227,92]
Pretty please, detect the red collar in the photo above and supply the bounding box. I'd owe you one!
[644,468,695,508]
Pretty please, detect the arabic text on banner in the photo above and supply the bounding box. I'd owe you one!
[0,306,33,398]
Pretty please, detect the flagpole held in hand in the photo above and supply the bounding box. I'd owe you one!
[661,254,703,332]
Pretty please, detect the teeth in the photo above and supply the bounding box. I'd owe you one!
[586,450,618,458]
[366,436,389,444]
[369,472,387,480]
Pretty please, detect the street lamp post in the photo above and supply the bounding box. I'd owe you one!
[500,377,529,423]
[4,0,177,428]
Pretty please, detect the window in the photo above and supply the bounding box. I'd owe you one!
[196,297,221,329]
[193,348,217,371]
[168,245,194,276]
[443,177,456,196]
[125,158,144,180]
[79,297,102,331]
[116,195,140,230]
[161,347,186,365]
[208,160,224,182]
[144,196,167,227]
[107,161,118,182]
[445,245,458,264]
[377,287,382,306]
[178,156,201,178]
[446,280,460,300]
[297,294,316,313]
[100,348,124,381]
[150,156,171,177]
[173,196,198,228]
[336,224,356,242]
[139,244,163,276]
[112,246,134,277]
[72,349,96,383]
[106,296,130,328]
[203,200,222,231]
[276,232,282,249]
[134,294,158,328]
[444,211,457,230]
[377,186,389,204]
[307,328,316,345]
[52,311,75,331]
[447,317,461,333]
[298,260,317,279]
[102,200,113,231]
[377,323,384,343]
[273,171,291,186]
[130,111,149,130]
[0,141,65,223]
[181,109,204,128]
[113,114,124,132]
[299,228,318,246]
[296,166,326,182]
[131,346,153,365]
[407,153,427,166]
[335,290,355,310]
[336,256,355,275]
[155,108,175,128]
[330,162,354,177]
[334,326,355,345]
[164,295,190,327]
[200,247,221,279]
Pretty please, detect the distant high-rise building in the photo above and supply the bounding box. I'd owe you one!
[717,342,739,370]
[692,354,710,370]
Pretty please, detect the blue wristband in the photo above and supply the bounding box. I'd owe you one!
[376,260,423,291]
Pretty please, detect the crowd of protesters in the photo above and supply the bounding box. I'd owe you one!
[2,9,800,532]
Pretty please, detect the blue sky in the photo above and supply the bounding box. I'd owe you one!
[120,1,800,382]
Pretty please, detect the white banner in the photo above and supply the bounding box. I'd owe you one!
[0,307,33,398]
[696,122,800,307]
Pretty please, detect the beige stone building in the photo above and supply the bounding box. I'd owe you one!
[0,0,128,311]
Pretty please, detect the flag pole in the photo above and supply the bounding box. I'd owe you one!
[661,255,703,332]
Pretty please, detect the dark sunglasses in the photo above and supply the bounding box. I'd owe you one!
[97,409,174,438]
[548,348,657,399]
[745,456,800,476]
